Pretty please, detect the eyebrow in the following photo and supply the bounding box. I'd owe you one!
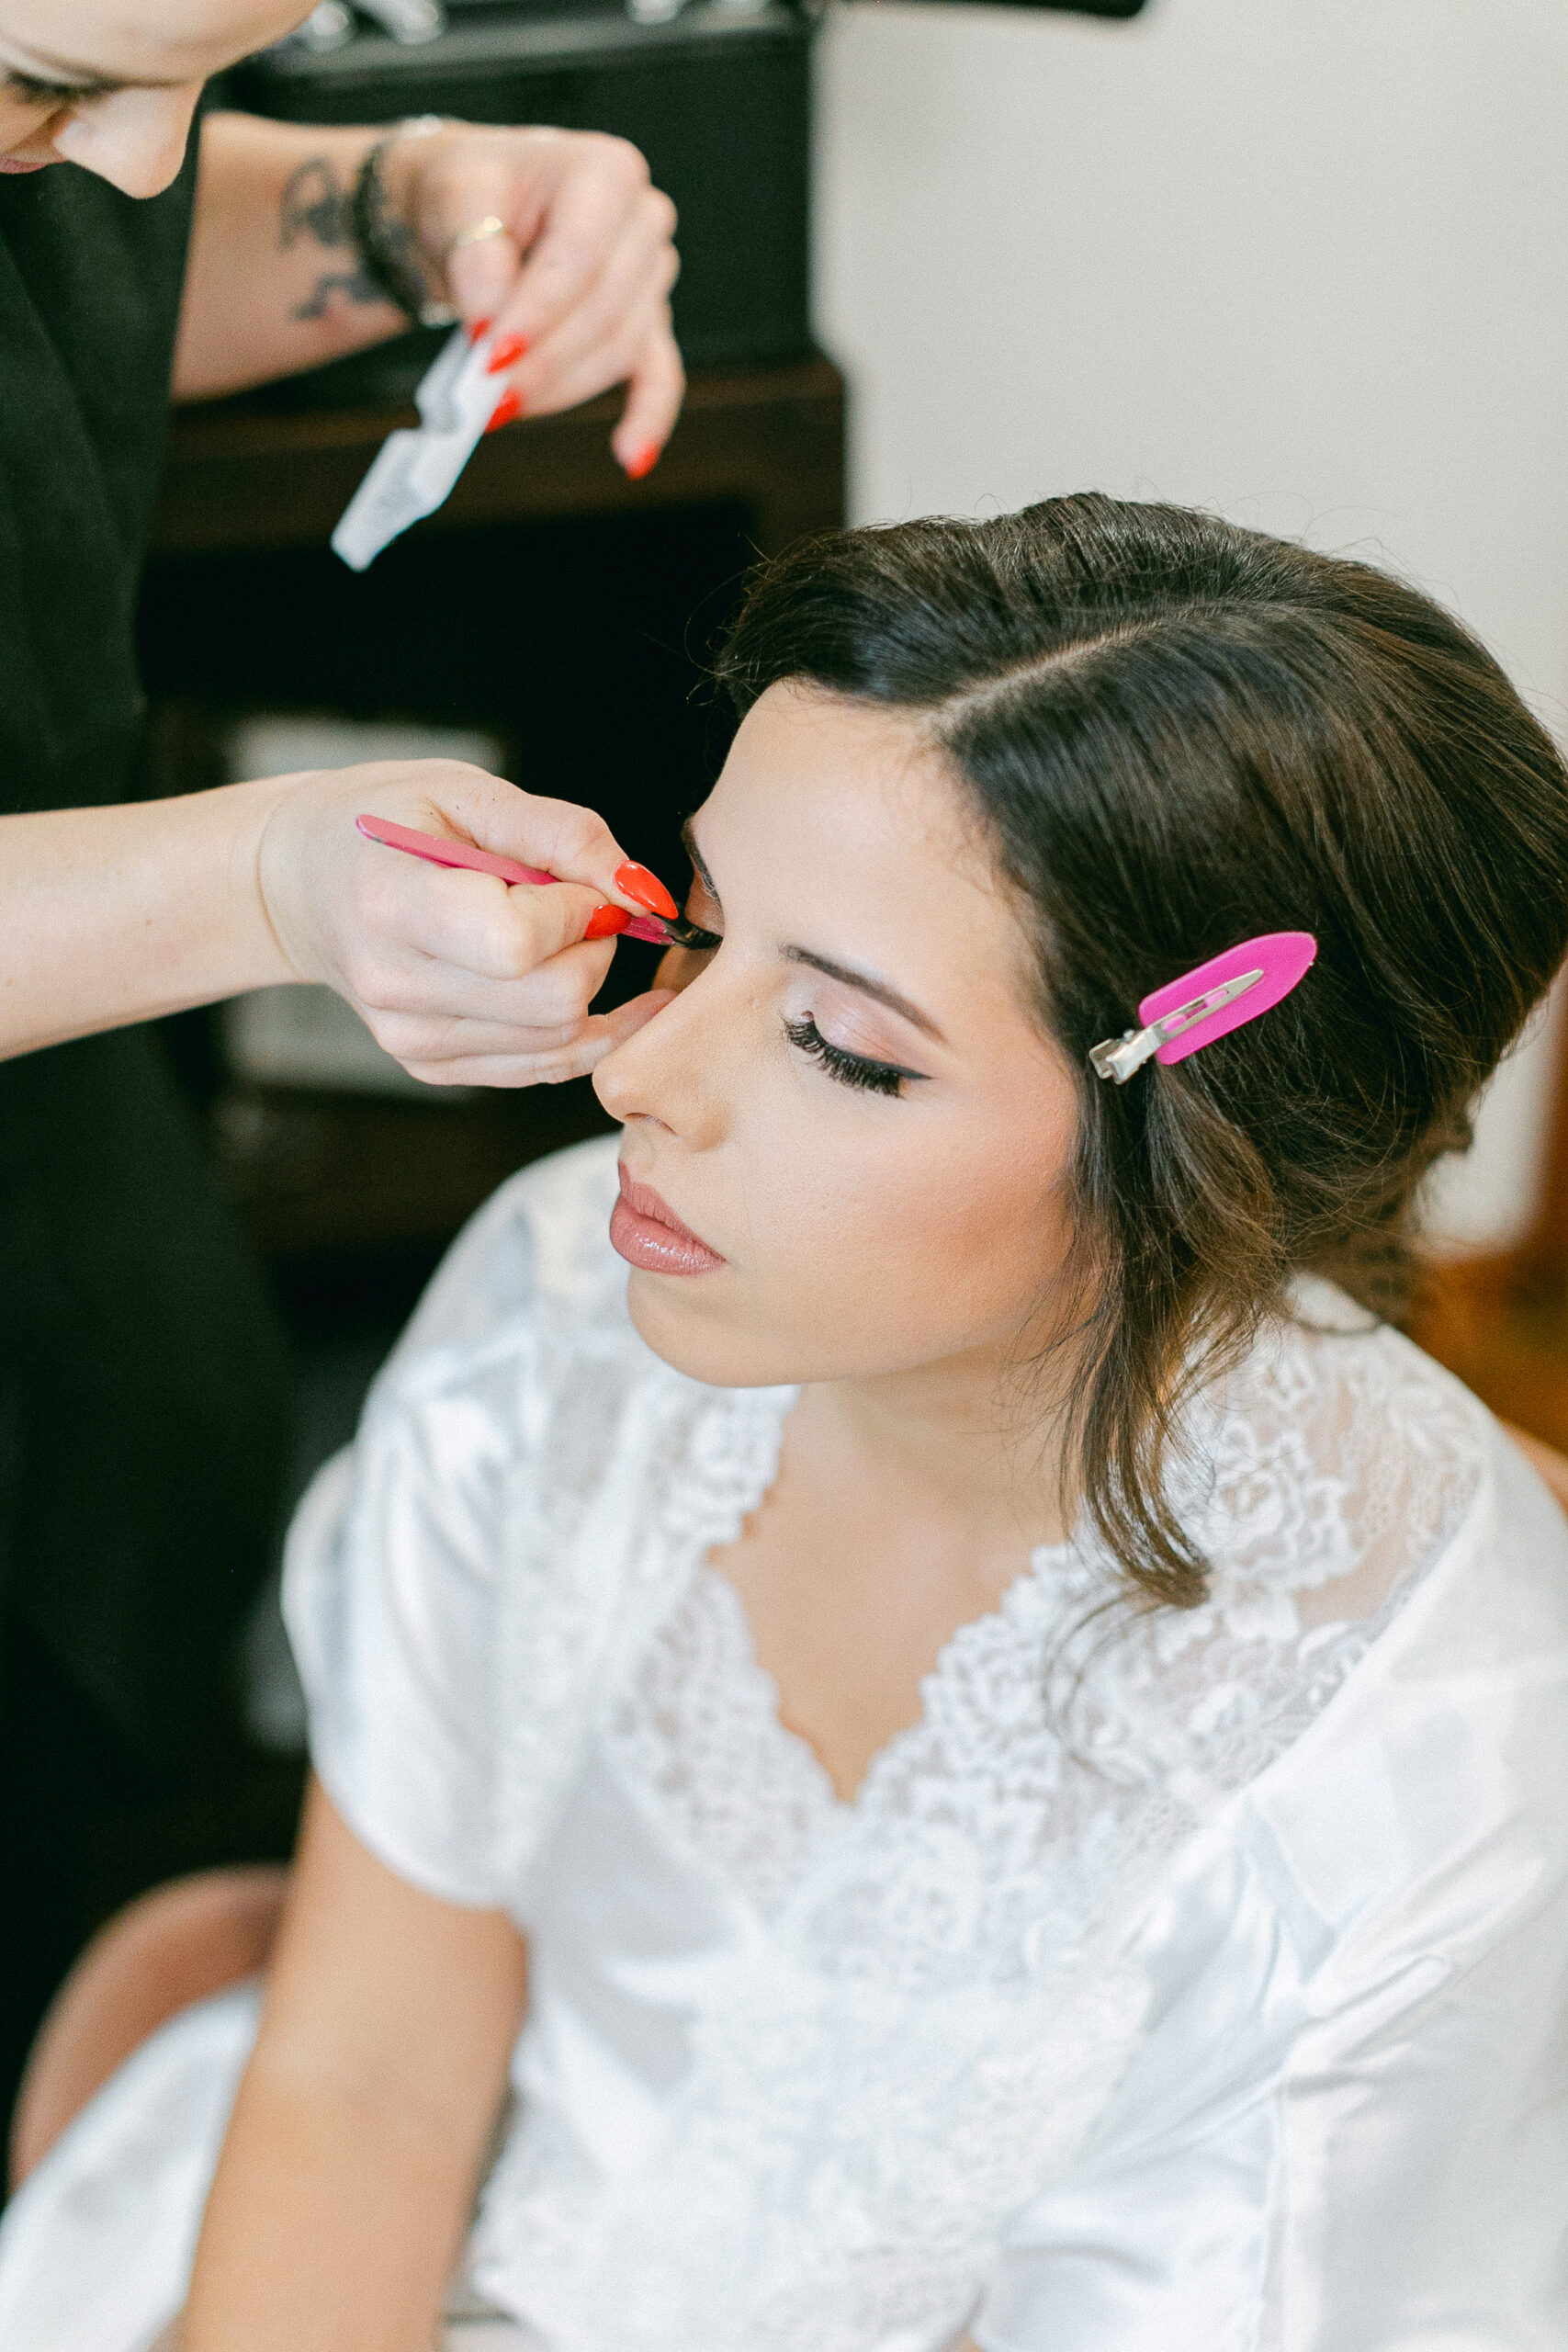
[681,818,947,1045]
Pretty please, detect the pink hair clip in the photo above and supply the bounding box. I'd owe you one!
[1089,931,1318,1084]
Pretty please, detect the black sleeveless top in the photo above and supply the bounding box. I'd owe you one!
[0,152,197,814]
[0,153,289,1786]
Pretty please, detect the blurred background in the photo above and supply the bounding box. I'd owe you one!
[10,0,1568,2155]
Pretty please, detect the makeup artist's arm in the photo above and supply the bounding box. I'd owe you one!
[174,113,683,476]
[178,1778,525,2352]
[0,763,669,1080]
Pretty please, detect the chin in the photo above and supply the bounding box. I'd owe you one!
[623,1270,806,1392]
[622,1268,967,1393]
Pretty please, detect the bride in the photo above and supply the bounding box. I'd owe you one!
[3,492,1567,2351]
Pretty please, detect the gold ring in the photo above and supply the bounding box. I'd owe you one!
[446,214,513,256]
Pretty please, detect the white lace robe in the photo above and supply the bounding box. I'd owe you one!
[2,1135,1566,2352]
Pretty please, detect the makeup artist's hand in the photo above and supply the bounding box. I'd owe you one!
[258,763,673,1086]
[385,122,683,480]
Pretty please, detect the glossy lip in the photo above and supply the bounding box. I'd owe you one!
[610,1162,726,1276]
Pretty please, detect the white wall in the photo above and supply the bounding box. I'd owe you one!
[815,0,1568,1250]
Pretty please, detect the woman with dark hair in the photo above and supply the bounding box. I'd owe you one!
[4,494,1566,2348]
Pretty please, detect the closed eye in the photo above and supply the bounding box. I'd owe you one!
[784,1014,926,1098]
[6,71,115,104]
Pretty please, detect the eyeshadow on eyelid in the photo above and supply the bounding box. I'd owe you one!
[806,1001,925,1069]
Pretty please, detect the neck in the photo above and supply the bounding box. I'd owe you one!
[803,1334,1080,1553]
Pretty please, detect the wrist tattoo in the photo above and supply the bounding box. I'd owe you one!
[279,154,389,321]
[349,134,456,329]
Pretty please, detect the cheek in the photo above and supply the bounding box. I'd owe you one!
[634,1083,1077,1386]
[653,942,716,994]
[0,96,53,153]
[759,1116,1072,1352]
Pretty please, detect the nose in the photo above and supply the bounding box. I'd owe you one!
[52,85,202,198]
[592,963,730,1145]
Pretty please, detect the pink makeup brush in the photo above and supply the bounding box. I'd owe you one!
[355,815,717,949]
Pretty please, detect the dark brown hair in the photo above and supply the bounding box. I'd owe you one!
[714,495,1568,1608]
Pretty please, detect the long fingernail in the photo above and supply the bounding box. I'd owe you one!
[623,442,662,481]
[614,861,679,921]
[484,388,524,435]
[485,332,529,374]
[468,316,494,345]
[585,903,632,940]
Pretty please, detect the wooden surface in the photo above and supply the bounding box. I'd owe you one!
[152,351,846,563]
[1413,1005,1568,1448]
[1412,1250,1568,1453]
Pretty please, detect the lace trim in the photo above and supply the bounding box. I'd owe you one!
[602,1296,1486,1992]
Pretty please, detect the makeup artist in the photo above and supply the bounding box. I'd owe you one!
[0,0,682,2136]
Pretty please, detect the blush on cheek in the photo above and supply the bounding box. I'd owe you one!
[727,1147,1072,1387]
[823,1204,1050,1360]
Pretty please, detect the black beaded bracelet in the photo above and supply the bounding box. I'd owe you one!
[349,127,458,330]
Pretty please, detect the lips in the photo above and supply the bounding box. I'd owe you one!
[610,1163,726,1276]
[0,160,51,175]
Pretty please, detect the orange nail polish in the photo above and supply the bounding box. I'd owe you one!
[468,316,493,344]
[485,332,529,374]
[614,861,679,922]
[585,903,632,940]
[624,443,661,481]
[484,388,523,435]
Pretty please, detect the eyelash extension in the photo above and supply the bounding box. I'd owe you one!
[783,1014,919,1099]
[676,874,721,953]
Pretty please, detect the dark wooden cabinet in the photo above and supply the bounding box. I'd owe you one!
[140,353,845,1321]
[149,353,844,564]
[1412,1026,1568,1454]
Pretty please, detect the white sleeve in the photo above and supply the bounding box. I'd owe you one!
[973,1866,1568,2350]
[278,1136,623,1910]
[975,1448,1568,2351]
[281,1335,523,1909]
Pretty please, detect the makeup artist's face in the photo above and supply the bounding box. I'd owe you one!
[0,0,306,195]
[593,684,1083,1392]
